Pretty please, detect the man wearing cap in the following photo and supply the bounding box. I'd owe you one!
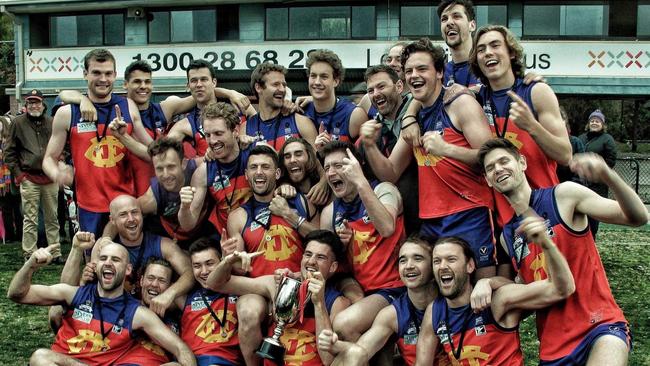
[579,109,618,237]
[5,89,62,262]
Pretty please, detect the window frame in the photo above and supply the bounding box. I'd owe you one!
[48,11,125,47]
[521,1,609,40]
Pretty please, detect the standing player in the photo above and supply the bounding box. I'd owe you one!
[320,141,405,342]
[363,38,496,279]
[242,62,317,150]
[302,49,367,147]
[43,49,149,237]
[471,25,571,225]
[480,138,647,365]
[438,0,481,89]
[8,243,196,366]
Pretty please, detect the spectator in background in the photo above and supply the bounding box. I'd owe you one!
[579,108,618,237]
[5,90,61,261]
[556,106,585,184]
[0,113,23,243]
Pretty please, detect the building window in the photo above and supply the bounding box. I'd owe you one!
[265,6,375,40]
[638,4,650,37]
[474,5,507,28]
[523,4,608,38]
[148,7,238,44]
[50,14,124,47]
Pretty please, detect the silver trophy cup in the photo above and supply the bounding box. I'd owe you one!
[256,276,309,363]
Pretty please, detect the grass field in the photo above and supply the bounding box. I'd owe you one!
[0,224,648,365]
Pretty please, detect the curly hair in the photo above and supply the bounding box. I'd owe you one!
[306,49,345,82]
[250,62,287,97]
[400,38,447,72]
[470,25,525,86]
[201,102,240,131]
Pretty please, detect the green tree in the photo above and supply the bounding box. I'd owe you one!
[0,14,13,41]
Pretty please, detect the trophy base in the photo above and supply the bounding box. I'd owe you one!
[256,338,285,364]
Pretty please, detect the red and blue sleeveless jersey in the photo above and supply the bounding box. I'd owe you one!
[151,159,209,241]
[241,194,309,278]
[264,284,342,366]
[478,79,560,225]
[332,192,403,292]
[303,98,356,142]
[206,147,252,233]
[246,113,301,152]
[393,293,451,366]
[443,61,481,89]
[432,297,523,366]
[180,288,242,365]
[117,232,163,296]
[115,309,180,366]
[185,107,209,157]
[130,102,167,197]
[69,94,135,213]
[502,187,626,361]
[52,284,140,365]
[414,95,493,219]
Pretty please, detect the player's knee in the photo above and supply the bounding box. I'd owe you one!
[332,309,356,339]
[236,296,266,334]
[588,335,629,366]
[30,348,54,365]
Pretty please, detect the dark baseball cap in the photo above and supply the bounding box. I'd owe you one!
[25,89,44,101]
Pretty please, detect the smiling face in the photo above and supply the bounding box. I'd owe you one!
[110,196,143,245]
[440,4,476,50]
[301,240,338,280]
[25,99,45,118]
[475,30,514,84]
[187,67,216,105]
[124,70,153,107]
[283,141,310,184]
[203,117,238,162]
[97,243,132,293]
[432,242,474,300]
[482,147,527,195]
[152,149,184,193]
[398,242,433,289]
[257,71,287,110]
[140,263,172,306]
[191,247,220,289]
[84,59,116,101]
[245,153,280,197]
[384,45,405,79]
[367,71,403,118]
[308,61,339,101]
[588,117,604,133]
[323,150,354,201]
[404,52,443,107]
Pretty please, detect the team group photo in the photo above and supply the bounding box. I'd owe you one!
[0,0,649,365]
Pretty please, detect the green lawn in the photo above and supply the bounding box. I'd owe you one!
[0,224,648,365]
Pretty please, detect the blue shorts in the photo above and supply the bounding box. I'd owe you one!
[368,286,407,303]
[196,354,236,366]
[420,207,495,268]
[78,207,110,238]
[539,322,631,366]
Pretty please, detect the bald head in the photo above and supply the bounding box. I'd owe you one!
[109,194,144,245]
[98,242,130,264]
[109,195,138,216]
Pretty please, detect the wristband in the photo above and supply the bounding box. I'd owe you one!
[401,114,417,121]
[295,216,306,229]
[401,120,418,131]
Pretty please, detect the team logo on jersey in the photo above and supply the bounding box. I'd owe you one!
[413,146,443,167]
[351,230,379,265]
[84,136,126,168]
[512,233,531,266]
[260,224,300,261]
[142,339,166,356]
[530,252,548,281]
[280,328,318,366]
[195,309,238,343]
[448,345,489,366]
[67,329,109,353]
[72,308,93,324]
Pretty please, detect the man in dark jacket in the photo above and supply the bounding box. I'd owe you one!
[5,89,62,261]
